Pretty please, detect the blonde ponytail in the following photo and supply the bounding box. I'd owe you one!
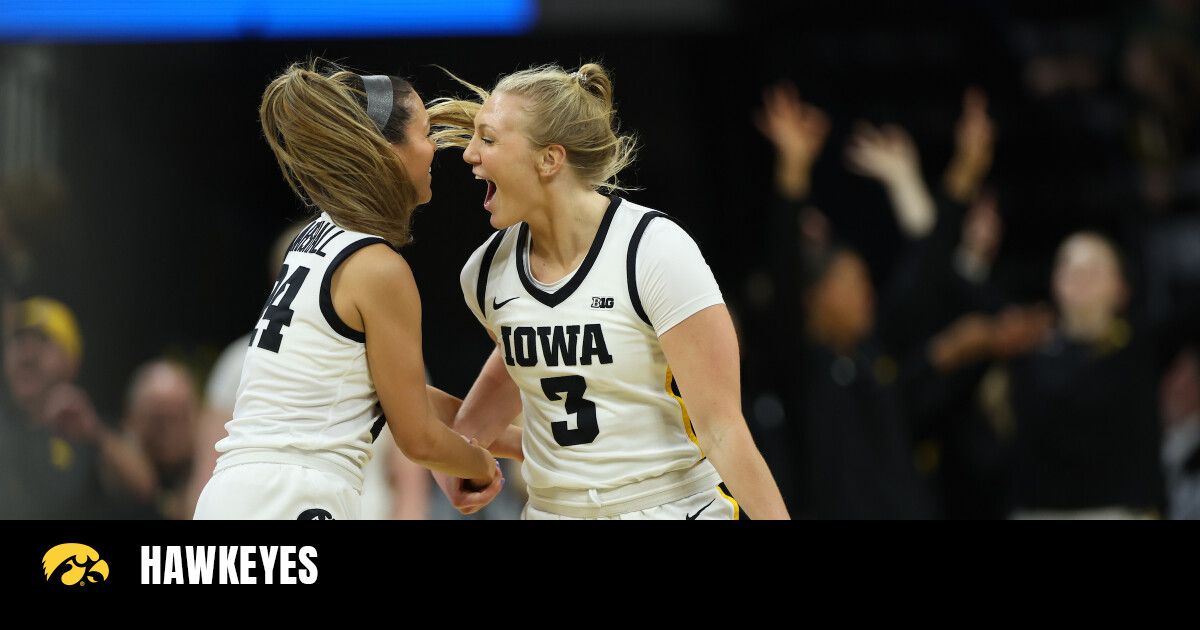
[428,62,638,192]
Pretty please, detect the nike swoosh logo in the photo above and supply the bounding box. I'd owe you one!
[686,499,715,520]
[492,297,520,310]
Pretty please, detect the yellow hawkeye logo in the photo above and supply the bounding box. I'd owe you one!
[43,544,109,586]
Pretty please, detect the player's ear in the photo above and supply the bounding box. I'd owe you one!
[539,144,567,178]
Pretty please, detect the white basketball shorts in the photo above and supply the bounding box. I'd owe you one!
[521,483,740,520]
[194,462,361,520]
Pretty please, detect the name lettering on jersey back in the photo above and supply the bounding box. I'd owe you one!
[500,324,614,367]
[288,220,344,257]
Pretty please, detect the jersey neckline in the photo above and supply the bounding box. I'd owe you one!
[515,195,622,308]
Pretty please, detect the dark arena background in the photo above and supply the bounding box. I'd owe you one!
[2,0,1200,537]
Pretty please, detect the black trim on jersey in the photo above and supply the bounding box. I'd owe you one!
[476,228,509,316]
[516,195,622,308]
[319,236,391,343]
[626,210,690,327]
[370,414,387,443]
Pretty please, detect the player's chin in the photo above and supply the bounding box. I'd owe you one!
[488,208,519,230]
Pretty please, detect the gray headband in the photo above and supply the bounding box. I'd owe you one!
[361,74,393,133]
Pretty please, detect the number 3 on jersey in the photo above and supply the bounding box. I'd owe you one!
[252,263,309,353]
[540,375,599,446]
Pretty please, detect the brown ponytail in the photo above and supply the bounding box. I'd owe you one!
[259,58,420,247]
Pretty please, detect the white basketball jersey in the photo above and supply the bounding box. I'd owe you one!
[214,212,391,486]
[460,196,725,493]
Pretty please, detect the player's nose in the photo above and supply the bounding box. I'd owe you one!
[463,139,480,164]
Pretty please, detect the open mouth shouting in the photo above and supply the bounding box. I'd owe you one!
[476,174,497,211]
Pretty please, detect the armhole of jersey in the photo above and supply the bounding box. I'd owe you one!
[475,228,508,317]
[320,236,391,343]
[370,403,386,443]
[627,211,692,328]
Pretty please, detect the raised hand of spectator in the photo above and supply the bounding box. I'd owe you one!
[944,87,996,204]
[753,81,831,200]
[845,122,920,185]
[954,186,1005,282]
[845,121,936,238]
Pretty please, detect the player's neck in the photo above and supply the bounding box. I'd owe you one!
[526,186,609,274]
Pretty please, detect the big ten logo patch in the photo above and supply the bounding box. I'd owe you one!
[43,543,109,586]
[590,297,615,309]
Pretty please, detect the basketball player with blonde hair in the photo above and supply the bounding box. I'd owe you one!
[428,62,790,520]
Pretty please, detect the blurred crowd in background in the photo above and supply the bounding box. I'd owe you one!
[1,0,1198,520]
